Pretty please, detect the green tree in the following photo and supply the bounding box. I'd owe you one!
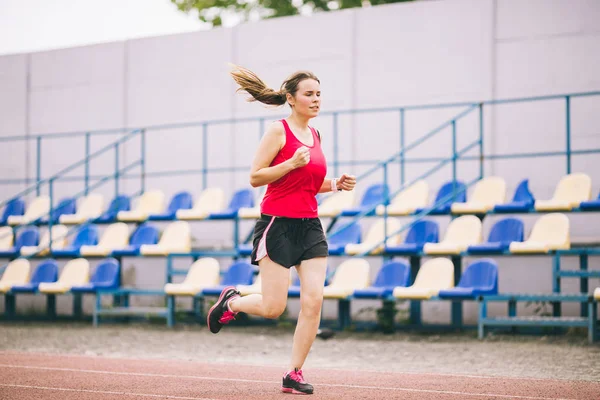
[171,0,416,27]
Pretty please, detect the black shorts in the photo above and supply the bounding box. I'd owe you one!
[251,214,329,268]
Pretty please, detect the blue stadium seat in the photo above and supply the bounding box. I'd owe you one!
[238,243,252,256]
[71,258,120,293]
[148,191,193,221]
[328,222,361,255]
[353,260,410,299]
[209,189,254,219]
[580,191,600,211]
[40,198,76,224]
[111,223,159,256]
[493,179,535,213]
[202,261,255,295]
[1,198,25,226]
[438,259,498,299]
[385,219,439,255]
[51,225,99,257]
[94,195,130,223]
[10,259,59,293]
[341,183,389,216]
[416,181,466,215]
[467,217,524,254]
[0,226,38,258]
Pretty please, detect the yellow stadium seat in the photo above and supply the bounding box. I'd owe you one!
[451,177,506,214]
[164,258,221,296]
[79,223,129,256]
[318,191,355,218]
[0,259,31,293]
[509,213,570,253]
[117,190,165,222]
[0,226,14,252]
[534,173,592,211]
[19,225,68,256]
[8,196,50,226]
[423,215,482,255]
[140,221,191,256]
[393,258,454,299]
[38,258,90,294]
[344,218,402,255]
[594,287,600,301]
[376,180,429,216]
[176,188,225,220]
[322,259,370,299]
[60,194,104,224]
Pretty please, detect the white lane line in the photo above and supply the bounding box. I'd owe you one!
[0,383,218,400]
[0,364,583,400]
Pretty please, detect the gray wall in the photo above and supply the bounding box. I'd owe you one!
[0,0,599,322]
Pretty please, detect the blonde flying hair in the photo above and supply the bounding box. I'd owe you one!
[229,64,320,107]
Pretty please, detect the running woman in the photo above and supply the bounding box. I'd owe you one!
[207,65,356,395]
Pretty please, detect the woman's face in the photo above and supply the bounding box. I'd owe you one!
[289,79,321,118]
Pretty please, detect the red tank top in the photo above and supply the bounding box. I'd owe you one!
[261,119,327,218]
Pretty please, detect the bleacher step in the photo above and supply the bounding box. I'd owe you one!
[481,316,588,327]
[557,271,600,278]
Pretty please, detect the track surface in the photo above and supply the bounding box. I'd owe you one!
[0,352,598,400]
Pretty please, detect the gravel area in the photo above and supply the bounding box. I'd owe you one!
[1,322,599,382]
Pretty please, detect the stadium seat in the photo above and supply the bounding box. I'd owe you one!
[41,198,76,224]
[0,258,31,293]
[19,225,68,256]
[0,226,14,255]
[60,194,104,224]
[385,219,439,255]
[344,218,401,255]
[318,191,355,218]
[8,195,50,225]
[51,225,99,257]
[148,191,193,221]
[1,198,25,226]
[451,177,506,214]
[438,259,498,299]
[164,258,221,296]
[509,213,570,253]
[79,223,129,256]
[0,226,38,258]
[493,179,535,213]
[117,190,165,222]
[423,215,482,255]
[209,188,254,219]
[353,260,410,299]
[594,287,600,300]
[322,259,370,299]
[71,258,120,293]
[579,191,600,211]
[415,181,466,215]
[340,183,389,216]
[202,261,255,296]
[10,259,59,293]
[393,258,454,299]
[176,188,225,220]
[534,173,592,211]
[94,195,130,223]
[376,180,429,216]
[327,222,361,255]
[139,221,191,256]
[238,190,266,219]
[111,223,159,257]
[38,258,90,294]
[467,217,524,254]
[237,243,252,256]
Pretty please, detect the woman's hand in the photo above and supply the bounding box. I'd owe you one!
[288,146,311,169]
[337,173,356,191]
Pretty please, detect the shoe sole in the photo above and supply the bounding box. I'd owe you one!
[281,387,311,395]
[206,285,236,334]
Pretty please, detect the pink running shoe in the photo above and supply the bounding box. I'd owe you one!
[206,286,240,334]
[282,368,314,395]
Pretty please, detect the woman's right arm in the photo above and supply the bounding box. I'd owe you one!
[249,122,309,187]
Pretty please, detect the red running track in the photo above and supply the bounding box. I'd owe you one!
[0,351,598,400]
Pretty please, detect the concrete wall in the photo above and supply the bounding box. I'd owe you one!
[0,0,599,323]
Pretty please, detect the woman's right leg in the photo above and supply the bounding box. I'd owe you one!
[229,256,289,319]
